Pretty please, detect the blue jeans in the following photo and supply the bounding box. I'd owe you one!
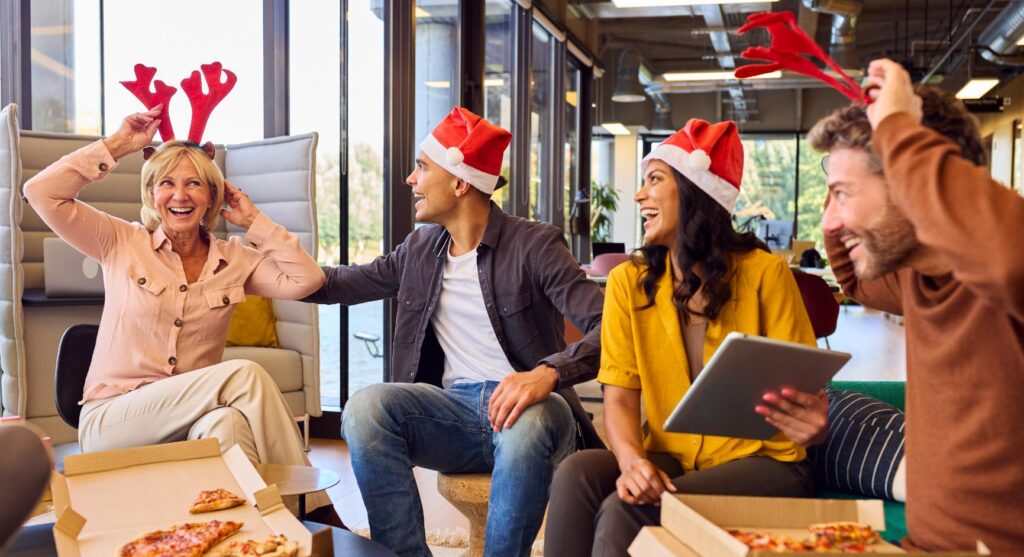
[342,381,577,557]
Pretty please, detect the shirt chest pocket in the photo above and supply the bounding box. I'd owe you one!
[495,289,537,350]
[122,267,169,331]
[194,284,247,344]
[394,292,425,344]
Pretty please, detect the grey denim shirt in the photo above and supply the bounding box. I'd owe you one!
[305,202,606,448]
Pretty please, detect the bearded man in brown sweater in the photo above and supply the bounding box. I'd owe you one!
[808,58,1024,553]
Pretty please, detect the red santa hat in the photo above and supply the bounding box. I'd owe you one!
[641,118,744,214]
[420,107,512,195]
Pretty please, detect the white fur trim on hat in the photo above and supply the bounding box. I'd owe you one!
[421,134,500,194]
[642,143,739,214]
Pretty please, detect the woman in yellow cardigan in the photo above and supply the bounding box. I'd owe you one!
[545,119,829,556]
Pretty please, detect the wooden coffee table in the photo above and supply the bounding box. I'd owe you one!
[256,463,340,519]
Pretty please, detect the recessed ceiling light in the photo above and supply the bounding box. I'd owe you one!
[424,81,451,89]
[602,122,632,136]
[613,0,777,7]
[955,78,1000,99]
[662,70,781,82]
[415,7,431,17]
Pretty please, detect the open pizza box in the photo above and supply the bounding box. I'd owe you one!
[49,438,331,556]
[632,494,984,556]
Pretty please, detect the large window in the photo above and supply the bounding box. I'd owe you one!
[289,1,345,410]
[343,0,387,402]
[563,57,581,244]
[30,0,100,134]
[736,136,797,244]
[484,0,514,211]
[798,135,829,250]
[102,0,263,143]
[529,22,553,222]
[415,0,459,158]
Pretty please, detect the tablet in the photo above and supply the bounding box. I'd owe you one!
[663,332,851,440]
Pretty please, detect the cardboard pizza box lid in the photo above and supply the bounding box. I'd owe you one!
[628,527,700,557]
[50,438,321,556]
[660,494,982,556]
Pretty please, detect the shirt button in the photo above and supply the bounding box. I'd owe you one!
[405,300,411,306]
[137,277,147,285]
[179,284,188,292]
[98,162,108,172]
[222,296,230,305]
[168,356,177,365]
[692,440,699,445]
[174,318,183,327]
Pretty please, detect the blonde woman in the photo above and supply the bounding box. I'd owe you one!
[24,107,344,526]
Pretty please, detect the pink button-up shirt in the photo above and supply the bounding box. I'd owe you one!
[24,141,326,402]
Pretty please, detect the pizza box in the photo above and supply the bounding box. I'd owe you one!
[628,527,699,556]
[659,494,984,556]
[50,438,330,556]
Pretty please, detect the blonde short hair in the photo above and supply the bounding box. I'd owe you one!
[139,141,225,232]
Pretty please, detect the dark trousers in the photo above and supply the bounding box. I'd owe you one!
[544,449,815,557]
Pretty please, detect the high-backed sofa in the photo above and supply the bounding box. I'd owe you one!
[0,104,322,445]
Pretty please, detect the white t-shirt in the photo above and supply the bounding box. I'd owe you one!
[431,247,515,388]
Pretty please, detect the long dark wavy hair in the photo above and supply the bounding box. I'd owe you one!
[636,168,767,323]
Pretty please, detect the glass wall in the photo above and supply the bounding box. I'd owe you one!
[415,0,459,159]
[735,135,797,246]
[563,57,581,243]
[103,0,263,143]
[529,22,553,222]
[30,0,101,134]
[343,0,388,402]
[289,1,345,410]
[797,135,829,250]
[484,0,515,211]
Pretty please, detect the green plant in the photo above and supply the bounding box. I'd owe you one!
[589,180,619,243]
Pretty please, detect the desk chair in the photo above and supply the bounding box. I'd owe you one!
[792,271,840,348]
[53,325,99,429]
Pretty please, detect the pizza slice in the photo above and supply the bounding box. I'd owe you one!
[118,520,243,557]
[190,489,247,514]
[808,521,881,547]
[206,534,299,557]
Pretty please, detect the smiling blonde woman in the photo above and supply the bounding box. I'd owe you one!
[23,107,344,526]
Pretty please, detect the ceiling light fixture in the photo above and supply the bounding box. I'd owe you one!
[612,49,647,103]
[601,122,632,136]
[956,78,1000,99]
[662,70,781,82]
[613,0,777,7]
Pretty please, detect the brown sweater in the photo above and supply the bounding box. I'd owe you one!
[824,113,1024,553]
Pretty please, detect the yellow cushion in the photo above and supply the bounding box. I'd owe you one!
[226,295,280,348]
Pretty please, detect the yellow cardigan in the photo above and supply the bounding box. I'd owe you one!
[597,249,816,472]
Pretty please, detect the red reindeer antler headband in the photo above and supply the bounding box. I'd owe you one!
[120,62,237,159]
[735,11,871,104]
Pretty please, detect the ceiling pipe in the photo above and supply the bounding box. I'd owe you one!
[977,0,1024,65]
[800,0,862,71]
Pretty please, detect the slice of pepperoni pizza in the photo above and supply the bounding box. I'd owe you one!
[118,520,243,557]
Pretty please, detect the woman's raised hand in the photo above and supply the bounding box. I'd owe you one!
[220,181,260,230]
[103,107,162,161]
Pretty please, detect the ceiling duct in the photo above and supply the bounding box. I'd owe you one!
[612,49,647,103]
[649,91,674,132]
[801,0,862,71]
[978,1,1024,65]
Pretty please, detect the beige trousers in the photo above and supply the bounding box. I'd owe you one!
[79,359,330,511]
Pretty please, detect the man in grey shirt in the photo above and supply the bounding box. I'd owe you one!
[305,107,604,557]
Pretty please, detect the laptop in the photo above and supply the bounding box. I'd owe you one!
[663,332,850,440]
[43,237,105,297]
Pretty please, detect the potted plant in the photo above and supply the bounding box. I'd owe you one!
[589,179,619,244]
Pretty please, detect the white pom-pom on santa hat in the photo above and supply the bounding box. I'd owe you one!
[445,146,465,166]
[685,149,712,172]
